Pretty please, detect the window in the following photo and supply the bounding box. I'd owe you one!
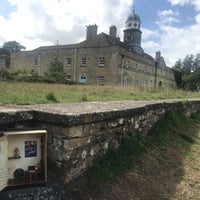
[141,80,147,88]
[134,80,139,87]
[124,60,129,67]
[66,74,71,80]
[66,57,72,66]
[0,59,5,68]
[97,76,105,85]
[99,57,105,66]
[81,57,87,66]
[128,23,132,27]
[34,58,38,66]
[123,76,128,87]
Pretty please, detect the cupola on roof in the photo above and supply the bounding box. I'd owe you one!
[126,10,141,23]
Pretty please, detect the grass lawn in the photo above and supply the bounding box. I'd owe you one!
[0,81,200,105]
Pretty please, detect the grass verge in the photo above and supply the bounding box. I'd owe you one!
[0,81,200,105]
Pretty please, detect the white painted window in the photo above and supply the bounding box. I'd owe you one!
[99,57,105,66]
[66,58,72,66]
[81,57,87,66]
[97,76,105,85]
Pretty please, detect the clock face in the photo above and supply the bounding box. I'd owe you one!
[125,33,134,42]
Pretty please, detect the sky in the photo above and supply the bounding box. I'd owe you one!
[0,0,200,66]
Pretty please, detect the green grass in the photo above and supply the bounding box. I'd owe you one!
[0,81,200,105]
[90,134,149,182]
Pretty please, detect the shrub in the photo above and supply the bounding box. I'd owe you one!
[46,92,58,102]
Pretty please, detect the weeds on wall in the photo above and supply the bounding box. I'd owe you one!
[90,111,200,183]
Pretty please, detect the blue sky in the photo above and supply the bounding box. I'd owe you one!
[0,0,200,66]
[0,0,16,19]
[137,0,196,28]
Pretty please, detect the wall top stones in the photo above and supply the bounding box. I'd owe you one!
[1,99,200,127]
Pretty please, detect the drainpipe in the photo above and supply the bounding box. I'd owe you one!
[121,54,124,87]
[154,61,158,89]
[38,54,41,76]
[74,48,77,82]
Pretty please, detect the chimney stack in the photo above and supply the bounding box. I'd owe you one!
[86,24,98,40]
[109,25,117,38]
[155,51,161,60]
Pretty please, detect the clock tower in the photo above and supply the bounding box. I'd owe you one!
[123,7,143,54]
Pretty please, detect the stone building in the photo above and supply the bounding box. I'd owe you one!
[0,48,10,69]
[10,9,175,88]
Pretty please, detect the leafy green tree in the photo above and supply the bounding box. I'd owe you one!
[3,41,25,52]
[173,60,182,87]
[46,57,66,83]
[172,54,200,90]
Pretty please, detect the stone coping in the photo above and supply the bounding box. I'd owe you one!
[0,99,199,126]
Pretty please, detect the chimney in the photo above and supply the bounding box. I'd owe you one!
[155,51,161,60]
[86,24,98,40]
[109,25,117,38]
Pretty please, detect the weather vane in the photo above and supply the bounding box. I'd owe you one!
[133,0,136,12]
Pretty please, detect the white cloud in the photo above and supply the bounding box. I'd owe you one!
[2,0,200,68]
[146,22,200,66]
[141,0,200,66]
[167,0,190,6]
[157,9,180,25]
[1,0,132,49]
[168,0,200,11]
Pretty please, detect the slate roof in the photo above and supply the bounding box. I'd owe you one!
[0,48,10,55]
[34,33,125,50]
[34,32,155,61]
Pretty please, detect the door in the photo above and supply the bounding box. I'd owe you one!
[0,135,8,191]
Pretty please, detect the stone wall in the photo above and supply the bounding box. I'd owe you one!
[1,99,200,184]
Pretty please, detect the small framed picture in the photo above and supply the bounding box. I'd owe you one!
[25,141,37,157]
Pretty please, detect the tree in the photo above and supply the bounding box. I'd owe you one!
[173,60,182,88]
[3,41,26,52]
[172,54,200,90]
[46,57,66,83]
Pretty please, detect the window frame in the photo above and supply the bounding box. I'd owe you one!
[66,57,72,67]
[97,76,105,85]
[81,57,87,67]
[98,57,105,67]
[33,58,38,66]
[66,74,72,81]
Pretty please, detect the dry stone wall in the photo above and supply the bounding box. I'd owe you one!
[1,99,200,184]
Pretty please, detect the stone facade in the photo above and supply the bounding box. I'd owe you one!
[9,10,175,88]
[0,48,10,69]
